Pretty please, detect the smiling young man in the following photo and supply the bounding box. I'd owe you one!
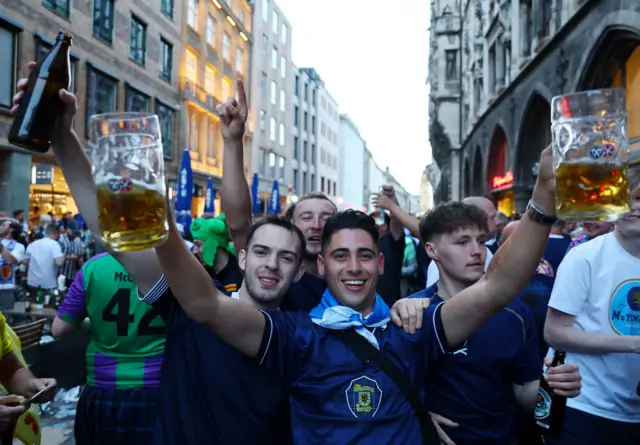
[392,202,581,445]
[150,143,560,443]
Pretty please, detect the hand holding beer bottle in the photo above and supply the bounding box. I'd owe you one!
[217,78,248,142]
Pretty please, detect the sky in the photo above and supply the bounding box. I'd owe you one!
[276,0,432,195]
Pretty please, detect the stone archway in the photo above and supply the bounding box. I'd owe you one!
[486,125,509,191]
[472,146,483,196]
[515,94,551,192]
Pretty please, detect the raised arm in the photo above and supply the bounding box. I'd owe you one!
[155,204,265,357]
[441,147,555,346]
[218,79,252,251]
[373,191,420,238]
[12,62,162,294]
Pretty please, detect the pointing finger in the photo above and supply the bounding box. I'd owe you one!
[236,78,248,112]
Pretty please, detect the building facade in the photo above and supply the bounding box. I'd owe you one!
[0,0,181,219]
[338,114,366,210]
[180,0,253,215]
[430,0,640,215]
[248,0,291,211]
[290,65,318,198]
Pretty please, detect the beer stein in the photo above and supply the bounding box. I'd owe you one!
[551,89,630,221]
[89,112,168,252]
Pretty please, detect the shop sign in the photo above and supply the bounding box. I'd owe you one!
[31,165,54,185]
[492,171,514,189]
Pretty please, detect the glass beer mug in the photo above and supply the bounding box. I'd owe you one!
[89,113,168,252]
[551,88,630,221]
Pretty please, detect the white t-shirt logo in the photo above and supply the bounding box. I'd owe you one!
[609,279,640,336]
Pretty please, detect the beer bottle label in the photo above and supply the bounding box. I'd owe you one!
[535,387,552,421]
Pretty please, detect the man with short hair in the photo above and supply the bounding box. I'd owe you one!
[393,203,581,445]
[58,220,84,288]
[25,224,65,294]
[150,143,569,443]
[0,219,25,309]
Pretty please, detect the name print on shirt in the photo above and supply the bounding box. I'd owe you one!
[346,376,383,419]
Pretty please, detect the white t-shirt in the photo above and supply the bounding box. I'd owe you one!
[0,240,25,291]
[426,246,494,287]
[26,238,64,289]
[548,232,640,423]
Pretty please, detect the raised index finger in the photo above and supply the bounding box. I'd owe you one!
[236,78,248,111]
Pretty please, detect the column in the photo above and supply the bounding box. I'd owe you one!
[450,149,461,201]
[0,151,32,216]
[513,184,532,213]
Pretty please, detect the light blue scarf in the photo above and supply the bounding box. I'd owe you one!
[309,289,391,349]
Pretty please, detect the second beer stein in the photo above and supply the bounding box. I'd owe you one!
[89,112,168,252]
[551,88,630,221]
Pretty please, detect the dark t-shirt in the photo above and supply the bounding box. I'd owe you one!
[280,272,326,313]
[139,257,291,445]
[377,233,406,306]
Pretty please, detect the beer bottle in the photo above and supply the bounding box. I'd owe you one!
[535,349,567,435]
[8,31,73,153]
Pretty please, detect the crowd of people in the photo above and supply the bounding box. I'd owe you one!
[0,62,636,445]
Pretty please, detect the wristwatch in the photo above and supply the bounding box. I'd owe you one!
[526,200,557,226]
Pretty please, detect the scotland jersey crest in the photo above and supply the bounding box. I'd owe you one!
[345,376,382,418]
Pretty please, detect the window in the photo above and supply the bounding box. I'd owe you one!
[294,75,299,96]
[130,15,147,65]
[292,169,298,192]
[312,89,316,106]
[159,38,173,82]
[311,116,316,134]
[280,56,286,79]
[161,0,173,18]
[207,118,219,159]
[293,106,299,126]
[278,123,285,146]
[304,83,308,101]
[260,71,267,98]
[188,0,199,30]
[188,107,199,154]
[186,50,197,84]
[269,152,276,178]
[0,26,18,109]
[35,38,78,93]
[293,136,298,158]
[262,0,269,22]
[262,34,268,58]
[302,172,307,194]
[303,111,308,131]
[279,89,286,112]
[221,77,232,100]
[259,149,266,175]
[281,23,288,44]
[303,141,308,162]
[235,47,244,73]
[272,11,279,34]
[321,177,325,192]
[445,50,457,80]
[260,109,266,134]
[156,101,175,158]
[223,32,231,61]
[43,0,70,17]
[271,47,278,70]
[278,156,285,181]
[126,86,150,112]
[269,117,276,141]
[93,0,114,44]
[206,15,216,47]
[204,66,215,95]
[311,144,316,161]
[86,67,117,134]
[270,81,276,104]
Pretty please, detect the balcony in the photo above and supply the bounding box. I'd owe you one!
[180,77,221,114]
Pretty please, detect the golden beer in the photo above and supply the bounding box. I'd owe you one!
[555,161,630,221]
[96,177,168,252]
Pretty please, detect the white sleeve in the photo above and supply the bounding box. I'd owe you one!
[426,260,439,287]
[11,244,25,263]
[548,249,591,316]
[51,242,64,260]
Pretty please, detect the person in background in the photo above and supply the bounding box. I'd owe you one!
[0,220,25,310]
[566,221,613,252]
[52,253,166,445]
[11,211,28,245]
[24,224,64,296]
[58,220,84,288]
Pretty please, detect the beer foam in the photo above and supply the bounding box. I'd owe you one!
[95,173,165,194]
